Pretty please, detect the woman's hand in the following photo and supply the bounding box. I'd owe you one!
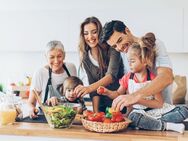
[46,96,59,106]
[29,106,38,119]
[74,84,91,98]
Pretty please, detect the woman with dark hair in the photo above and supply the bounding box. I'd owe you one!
[75,17,124,112]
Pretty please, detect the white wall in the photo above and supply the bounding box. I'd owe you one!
[0,0,188,101]
[0,0,188,52]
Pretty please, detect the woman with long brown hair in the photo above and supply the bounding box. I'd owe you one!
[75,17,124,112]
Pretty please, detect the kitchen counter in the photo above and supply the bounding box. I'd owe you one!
[0,122,188,141]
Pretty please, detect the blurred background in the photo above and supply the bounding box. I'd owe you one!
[0,0,187,102]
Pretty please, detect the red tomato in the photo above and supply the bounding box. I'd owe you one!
[95,113,105,122]
[83,110,94,117]
[111,111,124,122]
[87,114,95,121]
[112,111,122,117]
[87,113,103,122]
[97,112,105,117]
[98,86,105,94]
[103,118,112,123]
[110,116,117,122]
[115,115,124,122]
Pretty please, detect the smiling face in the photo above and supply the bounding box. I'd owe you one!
[107,29,134,53]
[46,48,64,74]
[83,23,99,48]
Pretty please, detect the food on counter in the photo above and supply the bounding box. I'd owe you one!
[82,107,131,133]
[0,94,23,125]
[83,110,94,117]
[83,107,125,123]
[0,104,17,125]
[44,104,77,128]
[0,109,17,125]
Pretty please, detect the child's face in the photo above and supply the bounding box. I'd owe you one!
[65,88,77,102]
[127,49,146,73]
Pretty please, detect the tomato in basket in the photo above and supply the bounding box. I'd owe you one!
[111,112,124,122]
[110,116,116,122]
[97,112,105,117]
[114,115,124,122]
[83,110,94,117]
[103,118,112,123]
[87,112,105,122]
[112,111,123,117]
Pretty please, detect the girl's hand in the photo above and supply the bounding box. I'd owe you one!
[74,84,91,98]
[97,86,107,95]
[46,96,58,106]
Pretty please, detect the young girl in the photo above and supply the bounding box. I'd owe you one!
[58,76,87,114]
[98,33,188,133]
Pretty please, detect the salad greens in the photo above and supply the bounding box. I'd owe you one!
[45,105,76,128]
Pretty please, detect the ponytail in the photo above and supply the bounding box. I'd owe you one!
[130,33,156,70]
[142,32,156,49]
[141,32,156,69]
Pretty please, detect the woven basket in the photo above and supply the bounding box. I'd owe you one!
[82,118,131,133]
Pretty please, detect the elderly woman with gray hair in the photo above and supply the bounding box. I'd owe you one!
[28,40,76,118]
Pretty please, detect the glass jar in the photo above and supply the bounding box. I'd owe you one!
[0,94,21,125]
[0,103,17,125]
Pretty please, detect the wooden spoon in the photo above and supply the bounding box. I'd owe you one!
[32,89,46,113]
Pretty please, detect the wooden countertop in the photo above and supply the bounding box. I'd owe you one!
[0,122,188,141]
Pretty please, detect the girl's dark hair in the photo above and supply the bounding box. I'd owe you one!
[130,32,156,69]
[142,32,156,50]
[79,16,107,70]
[57,76,83,95]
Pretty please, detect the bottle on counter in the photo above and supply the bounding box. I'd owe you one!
[0,103,17,125]
[0,94,22,125]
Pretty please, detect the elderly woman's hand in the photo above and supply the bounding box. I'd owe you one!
[74,84,91,98]
[28,106,38,119]
[46,96,59,106]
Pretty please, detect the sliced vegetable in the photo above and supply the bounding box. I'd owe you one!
[45,105,76,128]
